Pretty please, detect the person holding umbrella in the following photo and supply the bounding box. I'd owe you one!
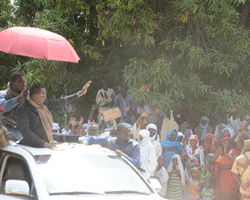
[16,81,91,149]
[0,73,28,142]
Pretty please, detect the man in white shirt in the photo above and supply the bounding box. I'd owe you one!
[139,129,157,179]
[95,80,115,124]
[146,124,162,159]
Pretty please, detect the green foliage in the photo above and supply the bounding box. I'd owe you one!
[123,0,250,126]
[2,0,250,128]
[96,0,158,46]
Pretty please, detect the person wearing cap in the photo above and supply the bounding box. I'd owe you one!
[146,123,162,159]
[81,123,140,168]
[232,139,250,200]
[0,106,14,147]
[194,116,213,142]
[139,129,157,179]
[16,81,91,149]
[0,73,28,141]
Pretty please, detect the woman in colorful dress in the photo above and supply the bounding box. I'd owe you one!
[203,133,215,157]
[181,135,205,176]
[214,137,239,200]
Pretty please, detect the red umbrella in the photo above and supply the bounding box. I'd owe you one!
[0,27,80,63]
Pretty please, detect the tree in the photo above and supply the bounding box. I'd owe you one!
[1,0,250,128]
[117,0,250,126]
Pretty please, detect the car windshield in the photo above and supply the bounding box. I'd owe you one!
[36,152,152,195]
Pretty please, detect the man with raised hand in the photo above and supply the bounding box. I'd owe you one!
[16,81,91,149]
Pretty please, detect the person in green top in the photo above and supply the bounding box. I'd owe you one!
[201,153,215,188]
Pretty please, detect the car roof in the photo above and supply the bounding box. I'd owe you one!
[1,143,116,157]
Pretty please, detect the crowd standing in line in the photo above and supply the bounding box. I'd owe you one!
[0,73,250,199]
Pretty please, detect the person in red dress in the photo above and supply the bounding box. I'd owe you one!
[214,137,239,200]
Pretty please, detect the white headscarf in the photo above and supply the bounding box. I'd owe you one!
[184,129,193,139]
[167,154,185,188]
[177,132,184,146]
[146,124,157,132]
[187,135,199,150]
[139,129,152,170]
[178,132,183,139]
[146,123,160,142]
[222,127,234,137]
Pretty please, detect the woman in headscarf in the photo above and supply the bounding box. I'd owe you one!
[139,129,157,179]
[184,129,193,141]
[214,137,239,200]
[183,129,193,149]
[167,154,185,200]
[181,135,205,176]
[203,133,215,156]
[214,133,225,153]
[194,116,213,142]
[161,129,183,169]
[222,127,234,138]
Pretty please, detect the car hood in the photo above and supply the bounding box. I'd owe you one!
[48,194,164,200]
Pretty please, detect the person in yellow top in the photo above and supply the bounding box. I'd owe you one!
[232,139,250,200]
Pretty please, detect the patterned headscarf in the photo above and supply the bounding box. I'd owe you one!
[222,127,233,137]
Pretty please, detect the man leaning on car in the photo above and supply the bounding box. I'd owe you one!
[81,123,140,168]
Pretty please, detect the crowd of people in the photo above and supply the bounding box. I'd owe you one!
[0,73,250,200]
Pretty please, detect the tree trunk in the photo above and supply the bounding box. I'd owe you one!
[240,0,249,27]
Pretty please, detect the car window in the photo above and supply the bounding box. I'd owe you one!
[36,153,153,195]
[1,156,36,198]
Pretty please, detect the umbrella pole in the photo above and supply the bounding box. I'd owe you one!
[64,84,68,130]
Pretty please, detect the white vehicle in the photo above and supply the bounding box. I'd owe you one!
[0,143,164,200]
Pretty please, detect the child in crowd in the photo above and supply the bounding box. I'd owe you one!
[177,132,184,144]
[186,167,202,200]
[154,155,169,198]
[167,154,185,200]
[201,178,214,200]
[201,153,214,188]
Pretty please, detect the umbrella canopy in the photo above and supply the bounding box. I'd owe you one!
[0,27,80,63]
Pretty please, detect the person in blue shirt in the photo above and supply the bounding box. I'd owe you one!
[0,73,28,141]
[110,86,137,125]
[82,123,140,168]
